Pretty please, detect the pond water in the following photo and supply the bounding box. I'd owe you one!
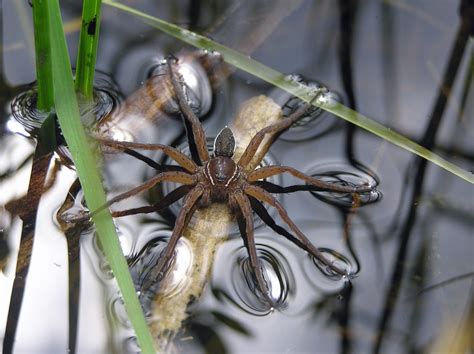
[1,1,473,353]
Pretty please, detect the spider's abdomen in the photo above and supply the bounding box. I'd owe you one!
[206,156,239,185]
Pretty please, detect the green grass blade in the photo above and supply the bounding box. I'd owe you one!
[43,1,156,352]
[75,0,102,98]
[103,0,473,184]
[321,101,473,183]
[32,0,54,110]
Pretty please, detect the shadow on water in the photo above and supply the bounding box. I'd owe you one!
[0,1,473,353]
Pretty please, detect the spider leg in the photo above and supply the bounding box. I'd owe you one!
[122,148,185,172]
[97,137,198,173]
[168,60,210,165]
[254,180,320,193]
[244,184,348,276]
[248,166,373,194]
[249,196,350,267]
[233,193,277,307]
[72,171,195,222]
[238,100,316,168]
[110,185,193,218]
[142,185,203,290]
[249,196,305,248]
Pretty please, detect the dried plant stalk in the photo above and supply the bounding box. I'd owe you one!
[150,95,282,349]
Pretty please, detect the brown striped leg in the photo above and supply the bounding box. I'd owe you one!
[248,165,372,193]
[142,185,203,290]
[72,171,195,222]
[110,185,192,218]
[244,184,348,276]
[168,60,210,164]
[233,193,276,307]
[96,138,198,173]
[121,148,184,172]
[238,100,315,168]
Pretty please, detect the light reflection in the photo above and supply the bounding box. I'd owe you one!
[6,117,29,137]
[163,237,194,296]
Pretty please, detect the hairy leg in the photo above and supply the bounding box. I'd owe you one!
[122,148,184,172]
[244,184,348,276]
[233,193,276,307]
[168,60,209,165]
[252,180,313,193]
[248,166,372,194]
[238,99,319,168]
[110,185,193,218]
[249,196,305,248]
[142,185,203,290]
[97,137,197,173]
[72,171,195,222]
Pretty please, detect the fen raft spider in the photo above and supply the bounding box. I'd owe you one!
[90,60,373,306]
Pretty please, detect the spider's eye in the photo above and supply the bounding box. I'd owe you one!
[215,171,226,182]
[214,127,235,157]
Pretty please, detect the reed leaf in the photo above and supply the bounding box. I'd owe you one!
[103,0,473,184]
[32,0,53,110]
[75,0,102,98]
[39,1,156,351]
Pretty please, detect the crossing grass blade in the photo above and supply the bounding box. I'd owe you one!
[38,1,156,352]
[32,0,54,111]
[103,0,473,184]
[75,0,102,98]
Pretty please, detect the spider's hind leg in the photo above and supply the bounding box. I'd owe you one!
[233,193,277,308]
[141,185,203,291]
[110,184,193,218]
[244,183,349,277]
[69,171,195,223]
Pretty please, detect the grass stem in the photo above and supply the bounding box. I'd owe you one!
[31,0,156,351]
[75,0,102,98]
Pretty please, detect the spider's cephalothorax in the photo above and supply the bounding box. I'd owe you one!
[201,127,241,204]
[94,59,375,306]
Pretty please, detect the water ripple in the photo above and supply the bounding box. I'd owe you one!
[269,74,342,142]
[302,247,355,293]
[306,162,382,209]
[228,244,294,316]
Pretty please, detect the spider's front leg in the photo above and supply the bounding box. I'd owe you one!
[238,97,320,169]
[243,183,348,276]
[167,59,210,165]
[232,193,277,308]
[96,138,198,173]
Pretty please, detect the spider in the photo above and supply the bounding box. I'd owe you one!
[90,59,373,306]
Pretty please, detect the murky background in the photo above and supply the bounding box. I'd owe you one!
[1,1,473,353]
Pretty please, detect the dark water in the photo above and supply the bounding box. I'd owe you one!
[1,1,473,353]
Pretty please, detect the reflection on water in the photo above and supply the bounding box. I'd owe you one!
[10,87,49,137]
[307,162,382,208]
[146,56,213,118]
[270,74,343,142]
[127,232,194,303]
[312,247,356,279]
[0,1,472,353]
[231,243,294,315]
